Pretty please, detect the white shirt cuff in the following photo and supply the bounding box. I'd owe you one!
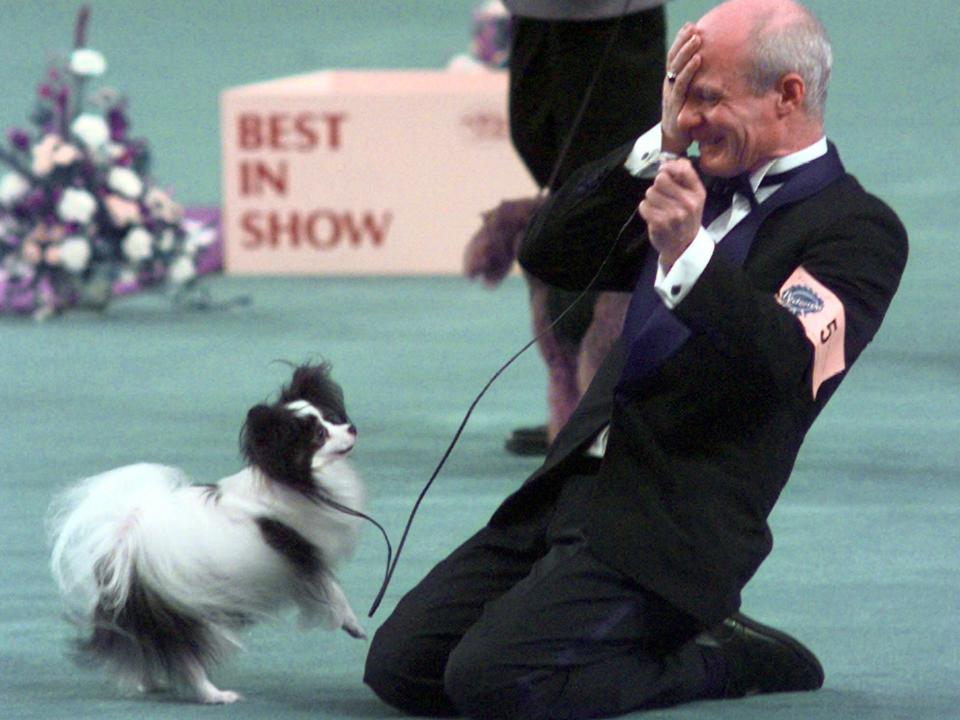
[586,425,609,458]
[654,228,715,308]
[624,124,664,177]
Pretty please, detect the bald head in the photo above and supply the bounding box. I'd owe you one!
[699,0,832,119]
[701,0,808,27]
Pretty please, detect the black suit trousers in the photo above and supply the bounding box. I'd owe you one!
[364,469,718,720]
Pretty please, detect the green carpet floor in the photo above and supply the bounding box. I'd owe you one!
[1,269,957,719]
[2,0,958,718]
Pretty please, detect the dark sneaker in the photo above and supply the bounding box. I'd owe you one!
[505,425,549,455]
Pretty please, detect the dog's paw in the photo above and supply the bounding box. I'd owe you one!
[199,688,243,704]
[137,680,167,695]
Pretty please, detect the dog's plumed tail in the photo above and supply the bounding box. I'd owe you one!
[47,464,241,699]
[48,464,175,624]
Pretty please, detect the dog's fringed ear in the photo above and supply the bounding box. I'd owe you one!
[280,363,347,421]
[241,404,317,497]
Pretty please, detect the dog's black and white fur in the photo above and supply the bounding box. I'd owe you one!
[47,364,366,703]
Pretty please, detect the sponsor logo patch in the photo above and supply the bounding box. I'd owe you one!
[779,284,824,317]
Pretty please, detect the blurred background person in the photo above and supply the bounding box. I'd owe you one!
[464,0,668,455]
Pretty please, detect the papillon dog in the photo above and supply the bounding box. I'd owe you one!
[47,363,366,704]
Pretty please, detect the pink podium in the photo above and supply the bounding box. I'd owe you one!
[220,70,537,275]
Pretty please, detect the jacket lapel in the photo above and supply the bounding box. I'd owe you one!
[718,142,846,266]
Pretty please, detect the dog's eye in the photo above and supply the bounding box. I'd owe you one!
[315,424,328,440]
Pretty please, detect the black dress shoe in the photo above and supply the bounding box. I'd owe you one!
[695,612,824,698]
[504,425,549,456]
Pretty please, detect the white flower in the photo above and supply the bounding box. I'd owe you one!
[122,226,153,262]
[59,236,92,273]
[22,240,42,265]
[108,166,143,199]
[32,134,62,177]
[117,268,137,285]
[184,224,216,254]
[58,188,98,224]
[107,142,127,161]
[0,172,30,206]
[158,228,176,252]
[144,186,182,223]
[104,193,141,227]
[168,255,196,284]
[69,48,107,77]
[31,135,79,176]
[53,142,80,166]
[71,113,110,149]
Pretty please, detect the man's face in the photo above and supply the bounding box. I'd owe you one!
[676,30,782,177]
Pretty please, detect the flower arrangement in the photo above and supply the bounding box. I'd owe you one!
[0,7,214,319]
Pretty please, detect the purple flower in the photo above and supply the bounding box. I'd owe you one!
[107,107,128,141]
[24,188,48,213]
[56,88,69,122]
[7,128,31,151]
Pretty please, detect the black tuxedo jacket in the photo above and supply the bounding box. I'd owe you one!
[493,141,908,625]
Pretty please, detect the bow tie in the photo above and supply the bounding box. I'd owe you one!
[702,164,808,226]
[702,172,755,225]
[709,172,758,213]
